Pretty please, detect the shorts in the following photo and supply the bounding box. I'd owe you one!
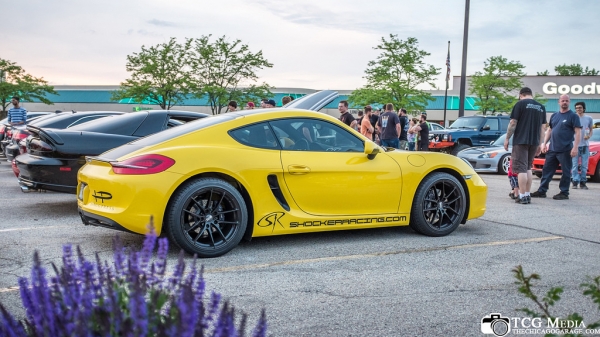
[509,176,519,189]
[511,144,538,173]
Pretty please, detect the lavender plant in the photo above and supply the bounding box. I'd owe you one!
[0,229,267,337]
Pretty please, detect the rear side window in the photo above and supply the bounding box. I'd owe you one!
[229,122,280,149]
[68,112,147,135]
[500,118,509,131]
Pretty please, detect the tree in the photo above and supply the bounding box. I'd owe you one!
[348,35,440,114]
[188,35,273,114]
[536,70,549,76]
[469,56,525,115]
[554,63,599,76]
[111,38,193,110]
[0,58,57,118]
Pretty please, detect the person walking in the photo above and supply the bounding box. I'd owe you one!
[571,102,594,190]
[338,100,357,129]
[503,87,547,204]
[7,96,27,126]
[413,114,430,151]
[360,107,374,139]
[398,108,409,150]
[376,103,401,148]
[531,94,581,200]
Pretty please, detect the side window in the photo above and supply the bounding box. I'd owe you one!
[485,118,499,131]
[500,118,509,131]
[67,115,105,128]
[229,122,280,150]
[269,118,364,152]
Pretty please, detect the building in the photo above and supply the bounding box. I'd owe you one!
[15,76,600,123]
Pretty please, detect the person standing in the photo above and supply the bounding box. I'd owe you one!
[413,114,430,151]
[245,102,255,110]
[227,101,238,112]
[7,96,27,126]
[531,94,581,200]
[265,99,276,108]
[281,96,292,106]
[398,108,408,150]
[503,87,547,204]
[338,100,357,129]
[356,110,364,131]
[360,107,374,139]
[369,108,380,143]
[571,102,594,190]
[407,118,418,151]
[376,103,400,148]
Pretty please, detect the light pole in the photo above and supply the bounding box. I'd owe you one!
[458,0,470,117]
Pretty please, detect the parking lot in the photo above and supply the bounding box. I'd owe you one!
[0,163,599,336]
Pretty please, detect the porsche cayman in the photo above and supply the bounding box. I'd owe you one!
[77,93,487,257]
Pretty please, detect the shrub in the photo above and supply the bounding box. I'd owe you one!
[0,229,267,337]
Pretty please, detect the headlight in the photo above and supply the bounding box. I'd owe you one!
[478,151,498,159]
[591,151,598,156]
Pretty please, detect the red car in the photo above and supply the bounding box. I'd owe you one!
[532,126,600,182]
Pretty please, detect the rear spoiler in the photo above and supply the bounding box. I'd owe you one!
[27,125,65,145]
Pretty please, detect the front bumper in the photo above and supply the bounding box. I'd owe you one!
[458,154,499,173]
[465,173,487,220]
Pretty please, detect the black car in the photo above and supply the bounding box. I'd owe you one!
[16,110,210,193]
[4,111,124,163]
[0,111,58,156]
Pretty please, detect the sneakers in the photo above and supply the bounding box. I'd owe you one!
[531,191,547,198]
[509,192,517,199]
[580,183,588,190]
[552,193,569,200]
[514,195,531,204]
[572,181,578,189]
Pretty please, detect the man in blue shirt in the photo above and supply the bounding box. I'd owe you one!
[7,96,27,126]
[532,94,581,200]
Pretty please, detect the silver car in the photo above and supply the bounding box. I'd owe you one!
[458,134,512,174]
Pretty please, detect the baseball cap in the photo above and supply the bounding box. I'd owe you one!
[247,102,255,107]
[267,99,276,106]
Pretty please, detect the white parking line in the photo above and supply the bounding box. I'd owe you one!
[0,236,563,293]
[0,225,72,233]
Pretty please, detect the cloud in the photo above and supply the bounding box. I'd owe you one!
[147,19,178,27]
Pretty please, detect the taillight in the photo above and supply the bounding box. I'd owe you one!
[0,125,5,134]
[19,139,27,154]
[6,129,12,138]
[13,130,30,141]
[110,154,175,175]
[28,139,53,152]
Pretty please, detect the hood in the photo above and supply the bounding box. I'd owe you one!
[459,145,507,155]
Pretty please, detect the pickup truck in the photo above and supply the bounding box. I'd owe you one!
[429,115,510,155]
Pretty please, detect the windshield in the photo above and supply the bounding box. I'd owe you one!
[590,130,600,142]
[449,117,484,129]
[492,134,513,146]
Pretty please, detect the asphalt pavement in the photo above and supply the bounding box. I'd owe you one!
[0,162,599,336]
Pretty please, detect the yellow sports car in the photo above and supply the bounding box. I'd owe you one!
[77,92,487,257]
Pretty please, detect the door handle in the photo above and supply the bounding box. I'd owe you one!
[288,165,311,174]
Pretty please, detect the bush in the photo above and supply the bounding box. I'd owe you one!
[0,229,267,337]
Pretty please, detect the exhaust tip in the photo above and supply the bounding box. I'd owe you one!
[20,185,46,193]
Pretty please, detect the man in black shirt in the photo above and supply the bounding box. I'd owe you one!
[504,87,547,204]
[338,100,357,129]
[369,108,380,142]
[398,108,408,150]
[414,114,429,151]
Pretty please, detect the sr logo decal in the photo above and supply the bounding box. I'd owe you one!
[257,212,285,232]
[92,191,112,203]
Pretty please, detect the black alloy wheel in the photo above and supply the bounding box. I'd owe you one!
[165,178,247,258]
[410,172,466,236]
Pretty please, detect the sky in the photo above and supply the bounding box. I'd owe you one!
[1,0,598,91]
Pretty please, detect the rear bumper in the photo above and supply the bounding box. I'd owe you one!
[16,153,80,194]
[78,209,139,234]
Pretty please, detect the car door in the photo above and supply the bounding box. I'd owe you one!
[472,118,500,146]
[269,118,402,216]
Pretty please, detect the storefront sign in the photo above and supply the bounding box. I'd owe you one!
[542,82,600,95]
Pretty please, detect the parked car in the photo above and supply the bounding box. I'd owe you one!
[16,110,210,193]
[5,111,124,163]
[429,115,510,155]
[531,130,600,182]
[457,134,512,174]
[0,111,58,156]
[76,91,487,258]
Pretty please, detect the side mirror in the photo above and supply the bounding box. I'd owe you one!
[482,125,490,131]
[364,141,380,160]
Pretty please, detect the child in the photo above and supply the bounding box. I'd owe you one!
[508,158,519,199]
[407,118,418,151]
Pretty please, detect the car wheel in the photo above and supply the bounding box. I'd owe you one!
[165,178,247,258]
[410,172,466,236]
[498,154,510,175]
[591,164,600,183]
[451,144,470,156]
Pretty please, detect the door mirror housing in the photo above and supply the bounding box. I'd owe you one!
[364,140,380,160]
[482,125,491,131]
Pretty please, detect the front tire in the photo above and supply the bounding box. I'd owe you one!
[451,144,470,156]
[410,172,466,236]
[165,178,247,258]
[498,154,510,175]
[591,163,600,183]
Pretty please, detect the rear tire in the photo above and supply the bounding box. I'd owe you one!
[591,164,600,183]
[165,178,247,258]
[410,172,466,236]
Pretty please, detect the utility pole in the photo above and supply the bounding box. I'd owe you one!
[458,0,470,117]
